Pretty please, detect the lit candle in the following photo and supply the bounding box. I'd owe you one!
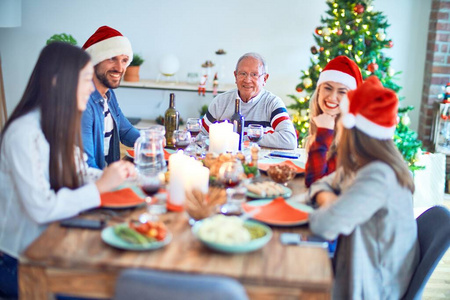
[168,151,210,206]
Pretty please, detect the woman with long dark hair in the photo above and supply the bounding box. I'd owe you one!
[0,42,135,298]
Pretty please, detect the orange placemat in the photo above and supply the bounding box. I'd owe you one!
[242,197,309,225]
[258,160,305,173]
[100,188,145,208]
[126,149,171,161]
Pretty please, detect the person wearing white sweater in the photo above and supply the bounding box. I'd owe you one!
[0,42,135,298]
[202,53,297,150]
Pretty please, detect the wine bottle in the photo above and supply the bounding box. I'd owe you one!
[231,98,244,151]
[164,93,179,148]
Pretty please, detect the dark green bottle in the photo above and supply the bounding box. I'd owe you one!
[231,98,244,151]
[164,93,179,148]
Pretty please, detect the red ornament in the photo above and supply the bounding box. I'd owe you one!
[315,27,322,35]
[386,40,394,48]
[319,47,324,52]
[337,29,343,35]
[296,86,303,93]
[368,62,379,73]
[310,46,318,54]
[354,4,365,14]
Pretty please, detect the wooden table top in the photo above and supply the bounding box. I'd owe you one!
[19,175,333,299]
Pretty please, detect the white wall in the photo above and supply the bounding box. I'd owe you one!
[0,0,430,131]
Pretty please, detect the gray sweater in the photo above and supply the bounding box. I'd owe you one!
[308,161,419,300]
[201,89,297,149]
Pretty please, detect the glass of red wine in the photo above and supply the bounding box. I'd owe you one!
[247,124,264,148]
[137,168,166,222]
[217,160,246,216]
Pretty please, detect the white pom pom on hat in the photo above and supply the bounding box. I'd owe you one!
[342,113,356,128]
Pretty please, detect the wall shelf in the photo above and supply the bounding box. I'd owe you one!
[120,79,235,94]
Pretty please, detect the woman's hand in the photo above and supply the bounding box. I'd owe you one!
[315,191,338,207]
[95,160,136,194]
[313,114,336,130]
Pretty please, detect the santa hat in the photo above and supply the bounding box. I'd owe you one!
[82,26,133,67]
[317,56,363,90]
[341,76,398,140]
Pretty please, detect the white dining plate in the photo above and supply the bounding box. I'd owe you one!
[242,199,314,227]
[101,225,172,251]
[192,219,272,254]
[246,185,292,199]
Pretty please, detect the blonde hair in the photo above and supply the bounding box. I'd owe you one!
[337,127,415,193]
[306,87,338,159]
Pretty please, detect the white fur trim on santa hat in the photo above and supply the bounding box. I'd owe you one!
[317,70,357,90]
[84,36,133,66]
[353,114,396,140]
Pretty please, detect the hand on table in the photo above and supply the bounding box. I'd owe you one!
[95,161,136,194]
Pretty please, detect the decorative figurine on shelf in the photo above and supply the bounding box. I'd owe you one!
[198,74,207,96]
[212,73,219,96]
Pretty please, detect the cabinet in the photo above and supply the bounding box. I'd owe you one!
[431,102,450,155]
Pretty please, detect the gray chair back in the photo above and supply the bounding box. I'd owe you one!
[113,268,249,300]
[402,206,450,300]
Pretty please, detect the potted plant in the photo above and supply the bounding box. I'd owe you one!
[124,53,144,82]
[46,33,77,45]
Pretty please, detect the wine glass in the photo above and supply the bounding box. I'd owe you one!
[217,160,246,215]
[247,124,264,147]
[173,129,191,151]
[186,118,202,141]
[138,168,166,222]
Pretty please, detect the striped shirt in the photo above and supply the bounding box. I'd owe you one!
[202,89,297,149]
[102,96,114,157]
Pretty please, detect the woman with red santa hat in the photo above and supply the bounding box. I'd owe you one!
[305,55,363,188]
[307,76,419,299]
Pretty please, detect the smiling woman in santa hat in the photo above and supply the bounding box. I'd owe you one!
[307,76,419,299]
[305,55,363,187]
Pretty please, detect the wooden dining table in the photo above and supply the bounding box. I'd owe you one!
[18,164,333,299]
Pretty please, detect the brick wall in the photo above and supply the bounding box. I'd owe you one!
[419,0,450,149]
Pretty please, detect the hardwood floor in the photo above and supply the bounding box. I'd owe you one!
[422,196,450,299]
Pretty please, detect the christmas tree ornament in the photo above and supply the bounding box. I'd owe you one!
[368,62,378,73]
[337,28,343,35]
[353,4,365,14]
[303,77,313,88]
[310,46,318,54]
[296,86,303,93]
[319,47,324,52]
[386,40,394,48]
[376,32,386,41]
[322,27,331,36]
[315,27,322,35]
[401,115,411,126]
[387,67,395,77]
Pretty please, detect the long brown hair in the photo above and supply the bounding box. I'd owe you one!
[0,42,91,191]
[337,126,415,193]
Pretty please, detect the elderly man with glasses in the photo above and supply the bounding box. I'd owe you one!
[201,52,297,149]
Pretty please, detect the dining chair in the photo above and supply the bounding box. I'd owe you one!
[402,205,450,300]
[113,268,249,300]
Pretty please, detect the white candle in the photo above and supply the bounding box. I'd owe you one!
[168,151,210,206]
[209,121,233,154]
[225,132,239,154]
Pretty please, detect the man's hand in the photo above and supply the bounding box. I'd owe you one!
[313,114,336,130]
[315,191,338,207]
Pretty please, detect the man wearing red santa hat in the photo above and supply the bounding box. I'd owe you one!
[81,26,140,169]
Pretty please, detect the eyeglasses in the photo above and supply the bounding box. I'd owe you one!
[236,71,266,80]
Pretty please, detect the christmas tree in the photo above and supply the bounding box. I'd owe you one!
[288,0,423,170]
